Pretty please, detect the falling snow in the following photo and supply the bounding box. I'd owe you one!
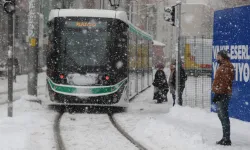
[0,0,250,149]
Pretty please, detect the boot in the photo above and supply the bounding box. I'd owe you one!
[216,138,231,146]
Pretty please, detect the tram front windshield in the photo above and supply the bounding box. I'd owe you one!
[62,19,112,72]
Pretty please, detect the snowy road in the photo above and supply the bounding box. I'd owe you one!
[0,72,250,150]
[0,98,57,150]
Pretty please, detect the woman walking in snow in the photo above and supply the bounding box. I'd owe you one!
[153,63,169,103]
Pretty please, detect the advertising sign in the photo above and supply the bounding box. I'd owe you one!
[212,5,250,122]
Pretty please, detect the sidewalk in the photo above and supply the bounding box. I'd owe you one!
[0,72,46,104]
[114,86,250,150]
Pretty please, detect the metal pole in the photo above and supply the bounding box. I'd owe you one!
[100,0,104,9]
[129,2,132,22]
[28,0,39,96]
[175,2,182,106]
[146,5,149,33]
[7,2,15,117]
[146,16,149,33]
[7,25,13,117]
[201,35,204,108]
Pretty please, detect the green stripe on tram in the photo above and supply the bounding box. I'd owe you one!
[48,79,77,93]
[47,78,127,95]
[91,79,126,94]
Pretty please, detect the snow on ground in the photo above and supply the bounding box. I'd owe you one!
[61,113,137,150]
[0,70,250,150]
[0,72,46,93]
[114,86,250,150]
[0,96,56,150]
[0,73,46,104]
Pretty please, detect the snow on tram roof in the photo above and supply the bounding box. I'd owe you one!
[153,40,166,47]
[49,9,128,23]
[49,9,152,40]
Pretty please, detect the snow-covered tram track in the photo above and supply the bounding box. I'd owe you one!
[54,108,146,150]
[52,86,152,150]
[54,111,66,150]
[108,113,147,150]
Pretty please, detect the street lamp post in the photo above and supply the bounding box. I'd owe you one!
[109,0,120,10]
[1,0,16,117]
[129,3,156,33]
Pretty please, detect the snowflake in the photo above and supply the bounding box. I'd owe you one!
[116,61,123,69]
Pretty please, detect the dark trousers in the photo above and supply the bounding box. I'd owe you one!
[216,94,231,140]
[172,86,185,106]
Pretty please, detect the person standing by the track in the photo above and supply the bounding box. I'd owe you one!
[168,60,187,106]
[212,50,234,146]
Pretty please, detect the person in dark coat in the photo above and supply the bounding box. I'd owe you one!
[153,63,169,103]
[168,60,187,106]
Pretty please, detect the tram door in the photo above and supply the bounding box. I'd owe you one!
[137,38,142,93]
[148,41,153,85]
[141,39,145,90]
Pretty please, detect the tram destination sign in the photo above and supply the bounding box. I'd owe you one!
[65,21,107,29]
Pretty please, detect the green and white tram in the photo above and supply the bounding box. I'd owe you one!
[46,9,153,108]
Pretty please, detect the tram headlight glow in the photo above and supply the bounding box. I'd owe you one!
[59,74,65,79]
[105,75,110,80]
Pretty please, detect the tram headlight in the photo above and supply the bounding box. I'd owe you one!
[59,74,65,79]
[59,73,67,84]
[105,75,110,80]
[98,74,111,85]
[112,94,119,103]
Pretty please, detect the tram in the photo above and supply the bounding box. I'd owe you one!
[46,9,153,108]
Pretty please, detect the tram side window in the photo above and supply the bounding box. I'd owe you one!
[149,40,153,69]
[47,21,54,54]
[143,39,149,71]
[47,21,57,71]
[112,21,128,71]
[137,38,142,71]
[128,30,136,71]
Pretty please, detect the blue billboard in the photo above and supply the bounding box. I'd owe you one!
[212,5,250,122]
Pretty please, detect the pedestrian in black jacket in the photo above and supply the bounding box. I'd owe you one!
[153,64,169,103]
[168,60,187,106]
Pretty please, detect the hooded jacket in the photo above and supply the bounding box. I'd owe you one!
[153,70,169,90]
[212,60,234,94]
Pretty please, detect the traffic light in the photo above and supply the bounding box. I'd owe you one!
[170,6,175,26]
[3,0,15,14]
[164,5,175,26]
